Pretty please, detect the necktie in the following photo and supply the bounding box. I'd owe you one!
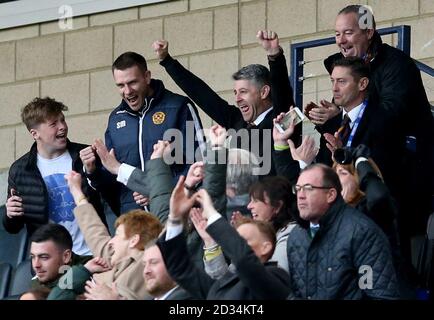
[246,122,257,129]
[310,225,320,238]
[338,114,351,144]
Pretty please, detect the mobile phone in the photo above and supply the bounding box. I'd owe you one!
[274,107,305,133]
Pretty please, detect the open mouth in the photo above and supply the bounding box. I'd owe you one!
[126,95,139,105]
[238,104,250,114]
[56,133,67,140]
[341,46,353,55]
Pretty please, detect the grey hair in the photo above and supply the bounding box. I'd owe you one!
[226,148,260,195]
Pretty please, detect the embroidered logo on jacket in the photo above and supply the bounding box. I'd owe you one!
[152,112,166,125]
[116,120,126,129]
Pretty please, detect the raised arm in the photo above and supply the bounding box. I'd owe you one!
[196,189,291,300]
[153,40,241,128]
[65,171,113,260]
[258,30,293,115]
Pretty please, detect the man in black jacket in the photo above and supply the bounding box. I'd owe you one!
[3,97,106,256]
[320,4,434,263]
[287,163,399,299]
[152,37,294,176]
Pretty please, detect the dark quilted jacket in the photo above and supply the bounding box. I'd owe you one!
[286,197,399,300]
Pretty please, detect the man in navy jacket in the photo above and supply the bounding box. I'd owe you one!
[80,52,205,215]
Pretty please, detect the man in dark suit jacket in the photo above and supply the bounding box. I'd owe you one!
[320,57,405,193]
[157,180,291,300]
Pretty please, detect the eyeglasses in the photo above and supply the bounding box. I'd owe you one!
[292,184,332,194]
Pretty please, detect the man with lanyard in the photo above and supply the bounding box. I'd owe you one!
[321,57,405,195]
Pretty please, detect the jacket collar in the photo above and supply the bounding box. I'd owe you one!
[295,196,346,231]
[316,197,346,231]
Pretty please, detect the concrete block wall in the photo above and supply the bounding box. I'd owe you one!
[0,0,433,204]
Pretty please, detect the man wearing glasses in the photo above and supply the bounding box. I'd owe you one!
[285,163,399,300]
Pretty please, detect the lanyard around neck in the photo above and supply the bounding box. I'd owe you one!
[345,100,367,147]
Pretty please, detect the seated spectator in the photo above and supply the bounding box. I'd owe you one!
[287,163,399,299]
[142,241,191,300]
[30,223,91,291]
[20,287,51,300]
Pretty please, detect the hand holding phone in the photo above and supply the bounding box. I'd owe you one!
[6,188,24,218]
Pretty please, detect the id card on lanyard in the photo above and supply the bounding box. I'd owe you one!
[345,100,367,147]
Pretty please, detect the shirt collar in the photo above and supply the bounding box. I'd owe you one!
[342,101,364,127]
[253,107,273,126]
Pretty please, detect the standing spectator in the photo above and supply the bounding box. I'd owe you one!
[80,51,205,215]
[153,37,293,176]
[3,97,106,255]
[313,5,433,259]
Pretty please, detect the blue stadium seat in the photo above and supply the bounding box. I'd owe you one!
[0,227,29,267]
[7,259,32,298]
[0,262,12,299]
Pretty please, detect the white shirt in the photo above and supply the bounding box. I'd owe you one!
[253,107,273,126]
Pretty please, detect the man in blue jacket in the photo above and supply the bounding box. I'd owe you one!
[80,52,205,215]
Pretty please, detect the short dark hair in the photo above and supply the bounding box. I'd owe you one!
[112,51,148,74]
[21,97,68,131]
[303,163,342,195]
[30,224,73,252]
[232,64,271,91]
[331,56,370,81]
[338,4,376,30]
